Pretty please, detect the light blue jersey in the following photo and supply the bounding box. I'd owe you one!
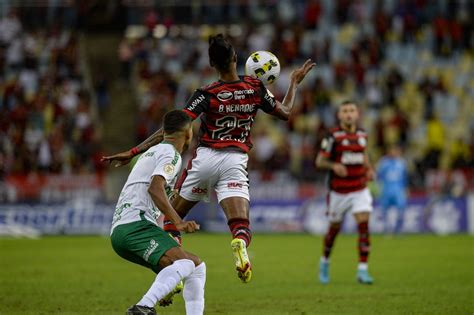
[377,157,407,196]
[377,156,408,233]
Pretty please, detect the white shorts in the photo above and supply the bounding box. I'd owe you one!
[327,187,373,223]
[177,147,249,203]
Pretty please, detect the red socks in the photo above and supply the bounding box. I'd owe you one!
[228,218,252,247]
[165,216,253,248]
[357,221,370,263]
[323,224,341,259]
[322,222,370,264]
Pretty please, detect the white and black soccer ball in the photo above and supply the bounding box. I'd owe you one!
[245,51,280,85]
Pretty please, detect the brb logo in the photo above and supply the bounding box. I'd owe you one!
[217,91,233,101]
[192,187,208,194]
[341,152,364,164]
[227,182,243,189]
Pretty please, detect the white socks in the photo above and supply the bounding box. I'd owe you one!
[137,259,206,315]
[184,262,206,315]
[137,259,195,307]
[358,262,368,270]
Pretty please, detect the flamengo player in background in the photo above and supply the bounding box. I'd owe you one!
[110,110,205,315]
[103,34,315,283]
[315,101,375,285]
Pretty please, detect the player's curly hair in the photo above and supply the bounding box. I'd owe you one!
[163,110,192,134]
[208,34,235,71]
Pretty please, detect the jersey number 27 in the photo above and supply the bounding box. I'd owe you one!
[212,116,253,143]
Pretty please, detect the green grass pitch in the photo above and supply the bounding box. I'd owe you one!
[1,234,473,314]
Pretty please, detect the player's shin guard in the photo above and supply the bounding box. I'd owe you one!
[357,221,370,263]
[183,262,206,315]
[164,217,182,245]
[137,259,195,308]
[323,224,341,259]
[228,218,252,247]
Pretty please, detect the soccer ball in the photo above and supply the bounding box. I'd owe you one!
[245,51,280,85]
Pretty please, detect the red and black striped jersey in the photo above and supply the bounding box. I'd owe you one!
[319,126,369,193]
[182,75,277,153]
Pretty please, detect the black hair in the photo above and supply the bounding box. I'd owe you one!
[163,110,192,134]
[340,100,357,107]
[208,34,235,71]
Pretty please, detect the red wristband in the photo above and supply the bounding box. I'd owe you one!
[131,147,140,156]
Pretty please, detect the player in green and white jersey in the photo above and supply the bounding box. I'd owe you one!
[110,110,205,315]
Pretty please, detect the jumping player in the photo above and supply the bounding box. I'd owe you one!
[315,101,375,284]
[103,34,315,283]
[110,110,206,315]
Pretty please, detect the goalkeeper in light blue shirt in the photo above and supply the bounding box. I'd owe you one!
[377,145,408,233]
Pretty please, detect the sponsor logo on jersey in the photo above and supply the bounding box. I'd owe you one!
[165,186,173,197]
[192,187,208,194]
[171,151,180,165]
[264,89,276,107]
[150,206,161,220]
[227,182,243,189]
[321,138,329,149]
[341,152,364,164]
[265,88,274,98]
[143,239,159,261]
[164,163,175,175]
[217,90,233,101]
[187,94,205,111]
[138,151,154,160]
[112,202,131,226]
[321,137,334,151]
[234,89,255,100]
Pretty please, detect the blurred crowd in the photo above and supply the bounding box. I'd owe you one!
[0,0,472,194]
[0,9,103,178]
[122,0,473,191]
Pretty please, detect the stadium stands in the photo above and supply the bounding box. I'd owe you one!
[120,0,473,191]
[0,1,471,194]
[0,0,472,237]
[0,9,103,177]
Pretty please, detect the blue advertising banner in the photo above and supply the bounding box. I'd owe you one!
[206,199,306,233]
[0,203,114,236]
[303,196,469,235]
[0,201,210,236]
[206,196,471,235]
[0,196,471,236]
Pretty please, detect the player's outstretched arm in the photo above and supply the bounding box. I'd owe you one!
[148,175,200,233]
[272,59,316,121]
[101,128,164,167]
